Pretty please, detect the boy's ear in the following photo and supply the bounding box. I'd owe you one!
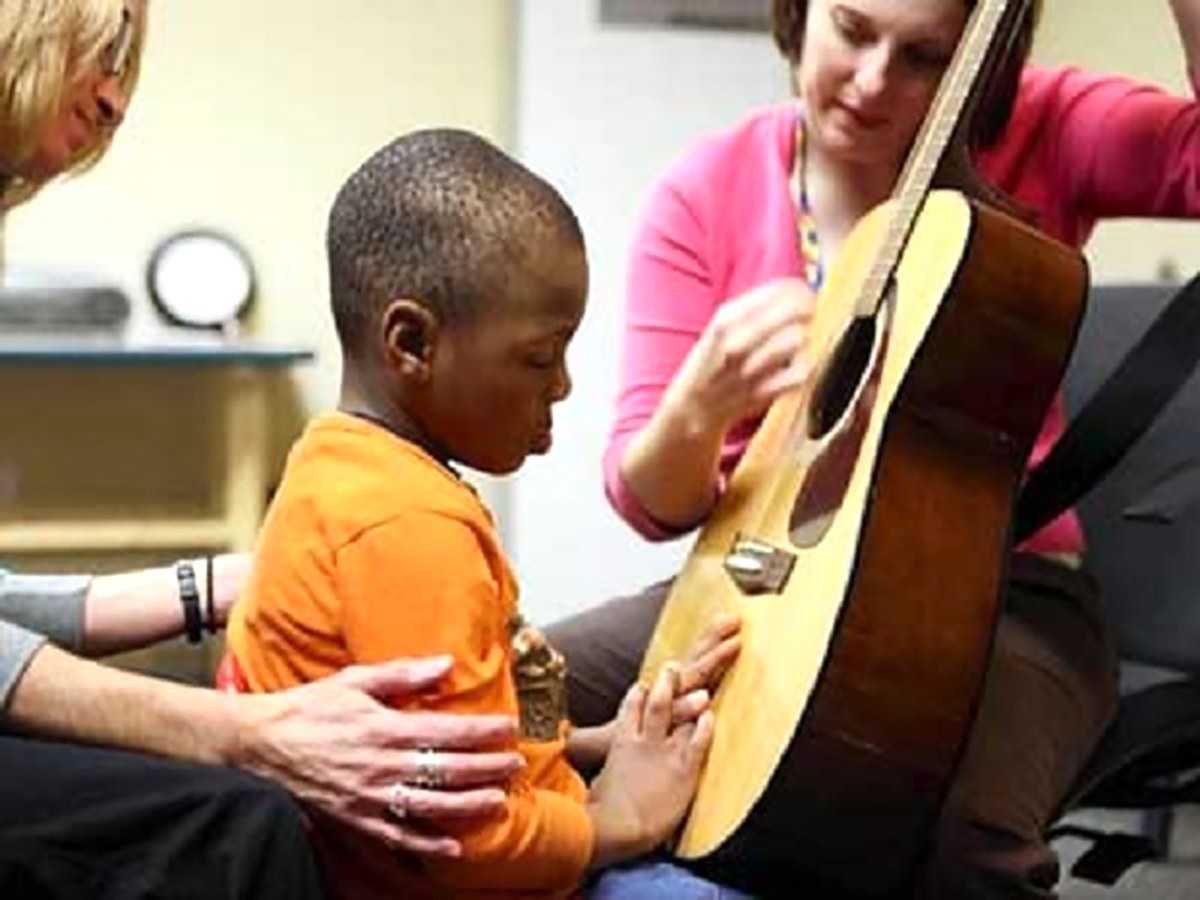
[380,299,440,380]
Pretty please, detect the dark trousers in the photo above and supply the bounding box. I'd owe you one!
[546,554,1119,899]
[0,735,325,900]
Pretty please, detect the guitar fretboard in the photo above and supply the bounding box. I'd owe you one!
[854,0,1031,318]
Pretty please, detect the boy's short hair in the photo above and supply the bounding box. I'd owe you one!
[326,128,583,361]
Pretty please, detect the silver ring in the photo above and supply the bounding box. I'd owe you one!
[386,782,410,820]
[412,747,446,789]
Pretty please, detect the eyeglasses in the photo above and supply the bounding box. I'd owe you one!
[102,7,135,79]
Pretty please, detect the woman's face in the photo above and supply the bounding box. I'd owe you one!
[19,1,142,181]
[797,0,967,171]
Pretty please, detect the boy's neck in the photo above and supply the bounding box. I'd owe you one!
[337,376,452,469]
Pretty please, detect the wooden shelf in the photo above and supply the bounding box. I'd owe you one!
[0,339,314,559]
[0,519,234,552]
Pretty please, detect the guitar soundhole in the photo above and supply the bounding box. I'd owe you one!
[809,315,877,440]
[790,311,886,548]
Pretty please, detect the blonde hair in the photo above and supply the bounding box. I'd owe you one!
[0,0,145,210]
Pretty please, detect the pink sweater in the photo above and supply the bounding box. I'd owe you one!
[605,65,1200,554]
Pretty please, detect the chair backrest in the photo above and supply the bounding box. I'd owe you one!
[1061,283,1200,674]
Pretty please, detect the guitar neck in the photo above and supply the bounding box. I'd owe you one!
[855,0,1033,319]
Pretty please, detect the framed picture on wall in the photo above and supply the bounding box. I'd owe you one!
[599,0,768,31]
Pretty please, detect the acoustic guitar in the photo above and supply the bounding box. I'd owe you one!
[639,1,1089,895]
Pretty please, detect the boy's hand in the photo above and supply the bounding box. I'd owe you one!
[585,664,715,869]
[673,613,741,726]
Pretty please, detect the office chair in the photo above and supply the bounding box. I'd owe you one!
[1046,282,1200,886]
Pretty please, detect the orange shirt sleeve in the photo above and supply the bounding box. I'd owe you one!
[335,510,593,892]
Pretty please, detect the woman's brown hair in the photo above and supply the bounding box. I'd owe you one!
[768,0,1043,147]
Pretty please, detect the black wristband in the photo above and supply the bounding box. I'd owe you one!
[176,560,203,644]
[204,554,218,634]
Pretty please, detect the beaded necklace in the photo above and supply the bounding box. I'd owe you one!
[791,115,824,291]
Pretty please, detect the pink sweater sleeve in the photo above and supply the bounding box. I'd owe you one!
[1065,69,1200,219]
[603,108,804,541]
[602,161,722,540]
[995,66,1200,243]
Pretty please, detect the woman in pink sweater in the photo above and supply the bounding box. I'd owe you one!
[552,0,1200,897]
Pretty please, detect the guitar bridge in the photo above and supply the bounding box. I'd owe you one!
[723,534,796,595]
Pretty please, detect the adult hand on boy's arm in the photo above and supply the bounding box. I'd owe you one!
[232,655,525,857]
[8,648,522,859]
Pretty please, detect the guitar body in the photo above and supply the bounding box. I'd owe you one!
[641,191,1088,896]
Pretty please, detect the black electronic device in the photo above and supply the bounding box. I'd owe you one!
[0,285,130,334]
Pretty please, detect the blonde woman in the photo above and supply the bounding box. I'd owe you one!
[0,4,521,896]
[0,0,142,206]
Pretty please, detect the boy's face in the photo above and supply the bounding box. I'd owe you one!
[427,236,587,475]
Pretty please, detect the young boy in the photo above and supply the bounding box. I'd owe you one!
[224,129,736,899]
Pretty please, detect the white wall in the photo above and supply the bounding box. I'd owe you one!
[511,0,1200,626]
[512,0,784,623]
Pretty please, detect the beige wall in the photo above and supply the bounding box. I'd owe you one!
[4,1,1196,392]
[4,0,514,417]
[0,2,515,571]
[1034,0,1198,283]
[4,0,1192,407]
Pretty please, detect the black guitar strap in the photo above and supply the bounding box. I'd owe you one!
[1014,270,1200,544]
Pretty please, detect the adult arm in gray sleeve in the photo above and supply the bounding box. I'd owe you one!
[0,571,89,716]
[0,619,48,714]
[0,556,248,660]
[0,570,90,651]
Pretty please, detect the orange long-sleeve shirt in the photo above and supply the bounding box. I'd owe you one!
[226,412,592,900]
